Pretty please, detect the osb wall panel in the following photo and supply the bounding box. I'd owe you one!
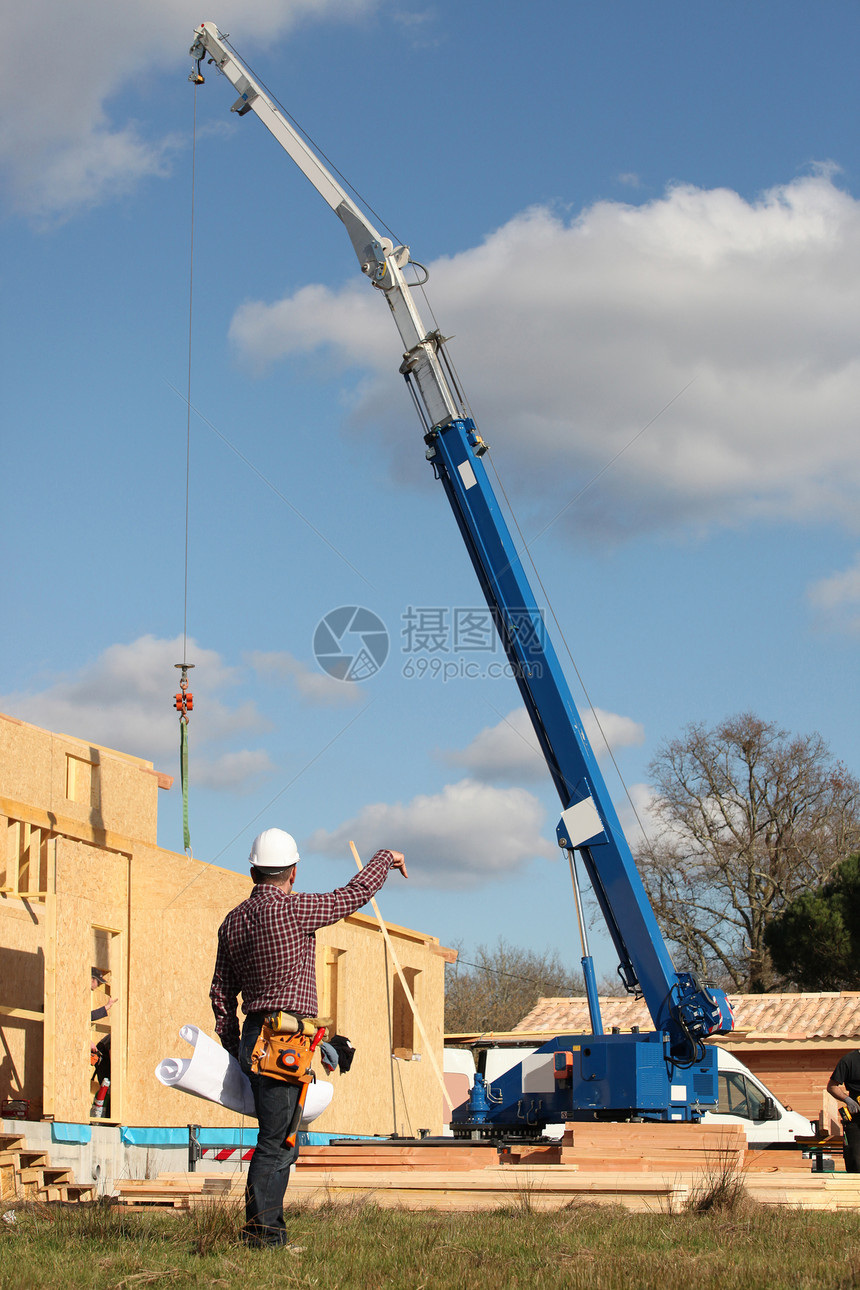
[53,838,130,1124]
[122,843,255,1128]
[0,713,159,845]
[0,899,45,1106]
[310,916,447,1137]
[0,716,53,815]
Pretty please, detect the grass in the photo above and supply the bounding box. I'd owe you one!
[685,1138,750,1214]
[2,1195,860,1289]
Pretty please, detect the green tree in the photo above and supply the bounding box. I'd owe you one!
[444,938,584,1033]
[635,713,860,992]
[764,854,860,990]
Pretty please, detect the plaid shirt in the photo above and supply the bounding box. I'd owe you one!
[210,850,394,1056]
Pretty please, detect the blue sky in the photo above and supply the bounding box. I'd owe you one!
[2,0,859,983]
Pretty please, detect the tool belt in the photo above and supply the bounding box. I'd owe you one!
[250,1023,317,1085]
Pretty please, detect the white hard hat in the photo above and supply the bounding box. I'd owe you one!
[249,828,300,870]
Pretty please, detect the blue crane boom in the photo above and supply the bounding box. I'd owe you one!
[188,22,734,1130]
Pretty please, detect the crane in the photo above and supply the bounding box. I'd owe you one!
[188,22,734,1135]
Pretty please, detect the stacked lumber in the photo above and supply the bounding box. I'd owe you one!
[558,1121,747,1172]
[111,1127,860,1215]
[295,1142,497,1172]
[114,1173,233,1211]
[0,1132,96,1204]
[115,1166,689,1214]
[743,1146,808,1170]
[287,1165,690,1213]
[743,1171,860,1210]
[115,1161,860,1215]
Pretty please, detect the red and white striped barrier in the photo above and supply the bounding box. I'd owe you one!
[198,1146,255,1162]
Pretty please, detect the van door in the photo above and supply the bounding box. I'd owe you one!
[705,1068,786,1144]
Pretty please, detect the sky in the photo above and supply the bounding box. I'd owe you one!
[2,0,859,987]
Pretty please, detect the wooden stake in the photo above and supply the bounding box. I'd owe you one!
[350,841,454,1112]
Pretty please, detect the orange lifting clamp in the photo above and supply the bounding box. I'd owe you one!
[174,663,195,718]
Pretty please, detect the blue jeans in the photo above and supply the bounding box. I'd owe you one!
[239,1014,302,1245]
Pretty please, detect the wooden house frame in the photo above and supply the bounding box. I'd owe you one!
[1,712,453,1136]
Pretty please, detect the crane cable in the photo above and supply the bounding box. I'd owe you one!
[174,80,199,856]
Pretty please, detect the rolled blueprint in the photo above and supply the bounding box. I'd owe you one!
[155,1024,333,1125]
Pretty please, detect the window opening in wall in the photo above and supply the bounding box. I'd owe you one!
[392,966,419,1059]
[66,754,101,809]
[90,927,119,1121]
[319,948,344,1034]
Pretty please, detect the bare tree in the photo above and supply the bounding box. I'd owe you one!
[445,938,584,1033]
[635,714,860,991]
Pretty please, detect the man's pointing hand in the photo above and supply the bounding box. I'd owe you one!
[389,851,408,879]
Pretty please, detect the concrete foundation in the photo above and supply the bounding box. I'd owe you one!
[2,1118,254,1197]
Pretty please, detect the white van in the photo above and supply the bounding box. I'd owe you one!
[443,1043,812,1146]
[704,1047,813,1146]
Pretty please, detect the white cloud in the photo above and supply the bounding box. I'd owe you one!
[585,708,645,759]
[443,708,544,782]
[248,650,362,707]
[3,1,378,219]
[0,634,273,791]
[443,705,644,784]
[230,284,390,375]
[306,778,554,888]
[616,781,659,849]
[194,749,275,792]
[231,171,860,540]
[807,553,860,635]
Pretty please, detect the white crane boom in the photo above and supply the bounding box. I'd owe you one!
[189,21,462,430]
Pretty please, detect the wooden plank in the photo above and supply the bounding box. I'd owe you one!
[0,1005,45,1021]
[41,837,57,1119]
[16,1153,48,1168]
[296,1155,497,1176]
[0,1163,18,1202]
[563,1124,746,1147]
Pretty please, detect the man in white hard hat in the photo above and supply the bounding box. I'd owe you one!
[210,829,407,1248]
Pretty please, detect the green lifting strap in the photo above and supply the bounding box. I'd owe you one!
[180,719,191,853]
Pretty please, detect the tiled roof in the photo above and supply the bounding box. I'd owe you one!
[514,992,860,1042]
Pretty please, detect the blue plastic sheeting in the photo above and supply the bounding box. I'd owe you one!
[52,1123,92,1145]
[121,1127,186,1146]
[197,1127,258,1147]
[119,1127,380,1148]
[120,1126,259,1147]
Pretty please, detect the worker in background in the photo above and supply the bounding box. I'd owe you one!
[210,828,408,1249]
[89,970,116,1114]
[90,968,118,1022]
[826,1053,860,1172]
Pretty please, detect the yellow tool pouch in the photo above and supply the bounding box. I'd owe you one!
[250,1025,316,1084]
[263,1011,320,1037]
